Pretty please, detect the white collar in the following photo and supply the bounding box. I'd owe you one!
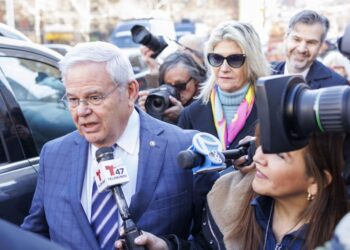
[91,109,140,156]
[284,62,310,80]
[116,109,140,155]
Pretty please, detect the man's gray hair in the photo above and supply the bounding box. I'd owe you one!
[287,10,329,42]
[59,41,135,86]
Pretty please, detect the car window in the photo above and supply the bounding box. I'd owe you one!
[0,57,75,153]
[0,110,7,164]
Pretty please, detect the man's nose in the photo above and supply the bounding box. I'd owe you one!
[76,101,91,116]
[297,41,307,52]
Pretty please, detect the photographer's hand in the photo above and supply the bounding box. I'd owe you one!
[138,90,150,112]
[163,96,184,123]
[115,231,168,250]
[233,136,256,174]
[140,45,159,74]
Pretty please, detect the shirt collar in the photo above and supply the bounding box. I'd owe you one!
[284,62,310,80]
[116,109,140,155]
[90,109,140,156]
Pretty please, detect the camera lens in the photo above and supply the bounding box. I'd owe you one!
[150,97,166,110]
[131,25,168,58]
[145,85,179,120]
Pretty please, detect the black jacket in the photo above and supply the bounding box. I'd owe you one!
[178,99,258,150]
[272,60,348,88]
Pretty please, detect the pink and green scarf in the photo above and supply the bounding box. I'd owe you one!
[210,84,255,149]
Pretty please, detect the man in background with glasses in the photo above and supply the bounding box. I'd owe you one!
[272,10,347,88]
[21,41,211,250]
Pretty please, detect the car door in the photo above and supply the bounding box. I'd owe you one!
[0,41,76,225]
[0,69,38,225]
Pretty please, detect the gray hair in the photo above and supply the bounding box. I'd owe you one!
[59,41,135,86]
[287,10,329,42]
[158,51,207,84]
[199,21,270,103]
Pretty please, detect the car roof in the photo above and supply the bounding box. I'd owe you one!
[0,36,63,62]
[0,23,31,42]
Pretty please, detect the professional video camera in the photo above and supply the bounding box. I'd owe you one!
[256,75,350,153]
[144,84,180,120]
[131,25,168,58]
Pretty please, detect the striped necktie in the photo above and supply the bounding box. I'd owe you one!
[91,148,119,249]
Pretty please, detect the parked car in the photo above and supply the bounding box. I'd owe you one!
[0,23,31,42]
[43,43,72,55]
[0,37,76,225]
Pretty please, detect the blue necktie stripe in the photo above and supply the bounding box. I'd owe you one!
[91,180,119,250]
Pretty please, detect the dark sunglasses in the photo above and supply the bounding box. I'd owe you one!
[207,53,246,68]
[164,77,193,92]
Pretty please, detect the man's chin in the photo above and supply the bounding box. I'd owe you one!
[290,61,308,73]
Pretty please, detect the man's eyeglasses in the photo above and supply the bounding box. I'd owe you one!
[61,85,119,109]
[207,53,246,68]
[164,77,193,92]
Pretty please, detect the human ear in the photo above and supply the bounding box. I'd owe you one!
[307,170,333,197]
[323,170,333,186]
[127,80,139,106]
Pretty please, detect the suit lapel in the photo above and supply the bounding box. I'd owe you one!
[129,110,167,223]
[69,134,100,249]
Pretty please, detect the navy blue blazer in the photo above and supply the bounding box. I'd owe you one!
[272,60,348,88]
[21,108,204,249]
[178,99,258,150]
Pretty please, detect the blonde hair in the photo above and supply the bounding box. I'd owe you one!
[199,21,270,103]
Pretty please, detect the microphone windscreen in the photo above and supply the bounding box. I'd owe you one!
[96,147,114,163]
[177,150,204,169]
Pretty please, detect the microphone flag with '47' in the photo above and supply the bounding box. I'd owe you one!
[177,132,226,174]
[95,147,144,250]
[94,156,130,193]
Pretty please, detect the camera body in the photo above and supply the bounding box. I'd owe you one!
[131,25,168,58]
[145,84,180,120]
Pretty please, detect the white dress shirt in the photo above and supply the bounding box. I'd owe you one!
[284,62,310,79]
[80,109,140,222]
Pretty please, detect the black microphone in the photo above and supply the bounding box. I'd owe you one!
[95,147,144,250]
[177,150,205,169]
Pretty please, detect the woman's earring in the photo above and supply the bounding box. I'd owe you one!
[307,192,314,201]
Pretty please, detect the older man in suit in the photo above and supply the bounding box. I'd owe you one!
[21,41,209,250]
[272,10,348,88]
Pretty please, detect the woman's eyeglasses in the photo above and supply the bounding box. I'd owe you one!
[207,53,246,68]
[164,77,193,92]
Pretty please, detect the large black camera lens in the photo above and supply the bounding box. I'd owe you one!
[145,85,179,120]
[256,75,350,153]
[131,25,168,58]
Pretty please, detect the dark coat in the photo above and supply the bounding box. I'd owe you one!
[0,219,64,250]
[272,60,348,88]
[178,99,258,150]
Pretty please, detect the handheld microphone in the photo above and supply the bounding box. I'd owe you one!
[177,132,226,174]
[177,133,256,173]
[95,147,144,250]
